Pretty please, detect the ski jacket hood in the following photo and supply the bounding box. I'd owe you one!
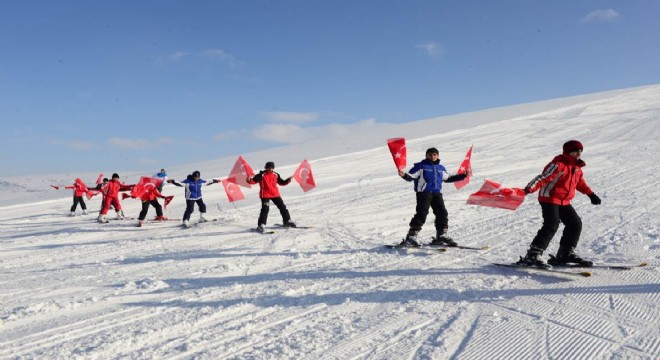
[526,153,593,205]
[65,178,88,197]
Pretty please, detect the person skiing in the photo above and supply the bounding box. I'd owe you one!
[98,173,134,223]
[167,170,215,228]
[136,183,167,227]
[398,147,468,247]
[64,178,89,216]
[516,140,601,269]
[155,168,168,192]
[247,161,296,233]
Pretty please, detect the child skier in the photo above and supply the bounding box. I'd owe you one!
[398,147,468,247]
[247,161,296,233]
[136,184,167,227]
[65,178,89,216]
[98,173,134,223]
[516,140,601,269]
[155,168,168,192]
[168,171,215,228]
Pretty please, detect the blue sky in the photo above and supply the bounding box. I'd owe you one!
[1,1,658,177]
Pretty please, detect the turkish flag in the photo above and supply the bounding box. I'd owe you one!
[50,185,60,190]
[387,138,407,170]
[293,159,316,192]
[228,156,255,188]
[96,173,104,185]
[86,190,100,200]
[467,179,525,210]
[163,195,174,209]
[130,176,163,199]
[454,145,473,190]
[122,193,132,200]
[222,178,245,202]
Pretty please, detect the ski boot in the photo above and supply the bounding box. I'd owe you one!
[430,231,458,247]
[516,246,551,269]
[115,210,124,220]
[283,220,297,228]
[137,220,143,227]
[256,224,266,233]
[548,249,593,267]
[97,215,108,223]
[183,220,190,228]
[82,209,88,215]
[154,215,167,221]
[69,211,76,217]
[199,213,209,223]
[399,229,421,247]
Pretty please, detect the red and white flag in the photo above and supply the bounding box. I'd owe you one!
[130,176,163,199]
[163,195,174,209]
[95,173,104,185]
[386,138,407,170]
[228,156,255,188]
[293,159,316,193]
[467,179,526,210]
[454,145,473,190]
[222,178,245,202]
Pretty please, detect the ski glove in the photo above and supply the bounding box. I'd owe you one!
[588,193,601,205]
[524,187,532,195]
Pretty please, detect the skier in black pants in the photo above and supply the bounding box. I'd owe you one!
[398,147,468,247]
[168,171,217,228]
[517,140,601,269]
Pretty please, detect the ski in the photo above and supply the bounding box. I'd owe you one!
[254,229,276,234]
[384,244,448,252]
[274,224,314,229]
[426,244,489,251]
[552,262,648,271]
[493,263,592,277]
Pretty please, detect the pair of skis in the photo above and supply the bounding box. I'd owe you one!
[384,243,488,252]
[493,262,649,277]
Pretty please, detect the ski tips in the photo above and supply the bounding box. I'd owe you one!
[578,271,593,277]
[640,262,649,267]
[481,245,489,250]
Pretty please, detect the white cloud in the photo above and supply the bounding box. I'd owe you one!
[164,49,243,67]
[107,137,181,150]
[261,111,319,124]
[49,139,95,150]
[416,41,443,60]
[169,51,188,62]
[201,49,243,67]
[212,130,239,141]
[252,119,379,144]
[580,9,620,24]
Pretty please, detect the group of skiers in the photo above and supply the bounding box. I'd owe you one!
[60,162,297,230]
[397,140,601,269]
[59,139,600,269]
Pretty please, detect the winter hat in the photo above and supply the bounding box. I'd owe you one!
[192,170,201,178]
[425,147,439,155]
[112,173,119,179]
[563,140,583,154]
[265,161,275,169]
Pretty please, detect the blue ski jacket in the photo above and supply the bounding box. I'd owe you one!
[402,159,466,193]
[180,178,207,200]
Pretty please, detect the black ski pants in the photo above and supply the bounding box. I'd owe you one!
[409,192,448,234]
[258,197,290,226]
[183,199,206,221]
[530,202,582,255]
[138,199,163,221]
[70,196,87,212]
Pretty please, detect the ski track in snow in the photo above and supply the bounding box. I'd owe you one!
[1,86,660,359]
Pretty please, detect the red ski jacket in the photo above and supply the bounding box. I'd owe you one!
[139,187,163,202]
[526,154,594,205]
[65,178,88,197]
[248,170,291,199]
[103,179,134,198]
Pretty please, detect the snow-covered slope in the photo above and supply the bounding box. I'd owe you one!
[1,85,659,359]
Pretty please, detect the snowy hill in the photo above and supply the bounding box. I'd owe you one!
[1,85,659,359]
